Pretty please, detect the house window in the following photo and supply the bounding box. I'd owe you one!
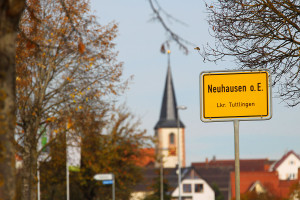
[195,184,204,193]
[290,160,294,165]
[169,133,175,145]
[183,184,192,193]
[289,173,295,179]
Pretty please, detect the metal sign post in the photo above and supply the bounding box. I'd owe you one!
[67,163,70,200]
[234,120,240,200]
[199,69,272,200]
[94,173,115,200]
[112,174,115,200]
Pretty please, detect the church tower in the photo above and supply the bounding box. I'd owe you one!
[154,53,186,168]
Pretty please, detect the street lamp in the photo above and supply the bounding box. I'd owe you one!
[160,152,164,200]
[177,105,186,200]
[158,148,168,200]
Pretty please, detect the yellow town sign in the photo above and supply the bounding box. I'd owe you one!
[200,70,272,122]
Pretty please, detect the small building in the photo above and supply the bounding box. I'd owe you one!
[194,166,232,200]
[269,150,300,180]
[172,167,215,200]
[191,157,275,200]
[131,167,215,200]
[230,170,300,199]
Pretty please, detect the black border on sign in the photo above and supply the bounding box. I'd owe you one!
[202,71,269,119]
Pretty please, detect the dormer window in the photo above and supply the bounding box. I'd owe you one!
[183,184,192,193]
[195,184,204,193]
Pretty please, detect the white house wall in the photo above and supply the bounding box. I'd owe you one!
[156,127,185,168]
[276,154,300,180]
[172,179,215,200]
[130,191,152,200]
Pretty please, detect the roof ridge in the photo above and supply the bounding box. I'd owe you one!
[270,150,300,170]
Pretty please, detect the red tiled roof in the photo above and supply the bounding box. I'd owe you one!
[135,148,155,167]
[230,171,298,199]
[271,150,300,170]
[192,158,272,172]
[15,154,22,161]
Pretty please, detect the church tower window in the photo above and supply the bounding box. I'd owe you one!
[169,133,175,145]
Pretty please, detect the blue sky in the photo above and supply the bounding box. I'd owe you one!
[92,0,300,165]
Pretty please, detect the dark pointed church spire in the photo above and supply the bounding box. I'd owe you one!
[154,52,185,129]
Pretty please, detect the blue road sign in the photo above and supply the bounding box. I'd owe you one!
[102,180,113,185]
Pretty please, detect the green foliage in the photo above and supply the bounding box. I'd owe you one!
[211,183,224,200]
[239,191,284,200]
[288,182,300,200]
[39,131,67,200]
[38,105,152,200]
[74,106,151,200]
[143,169,171,200]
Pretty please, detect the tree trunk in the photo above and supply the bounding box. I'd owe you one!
[21,118,40,200]
[0,1,25,199]
[22,133,38,200]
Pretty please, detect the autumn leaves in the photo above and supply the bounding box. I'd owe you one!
[13,0,149,199]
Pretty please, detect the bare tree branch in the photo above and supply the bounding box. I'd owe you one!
[148,0,195,54]
[201,0,300,106]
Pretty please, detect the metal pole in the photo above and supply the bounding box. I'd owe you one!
[160,154,164,200]
[37,161,40,200]
[234,120,240,200]
[67,162,70,200]
[177,110,181,200]
[112,174,115,200]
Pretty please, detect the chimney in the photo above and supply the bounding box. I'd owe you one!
[205,157,208,164]
[212,155,216,161]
